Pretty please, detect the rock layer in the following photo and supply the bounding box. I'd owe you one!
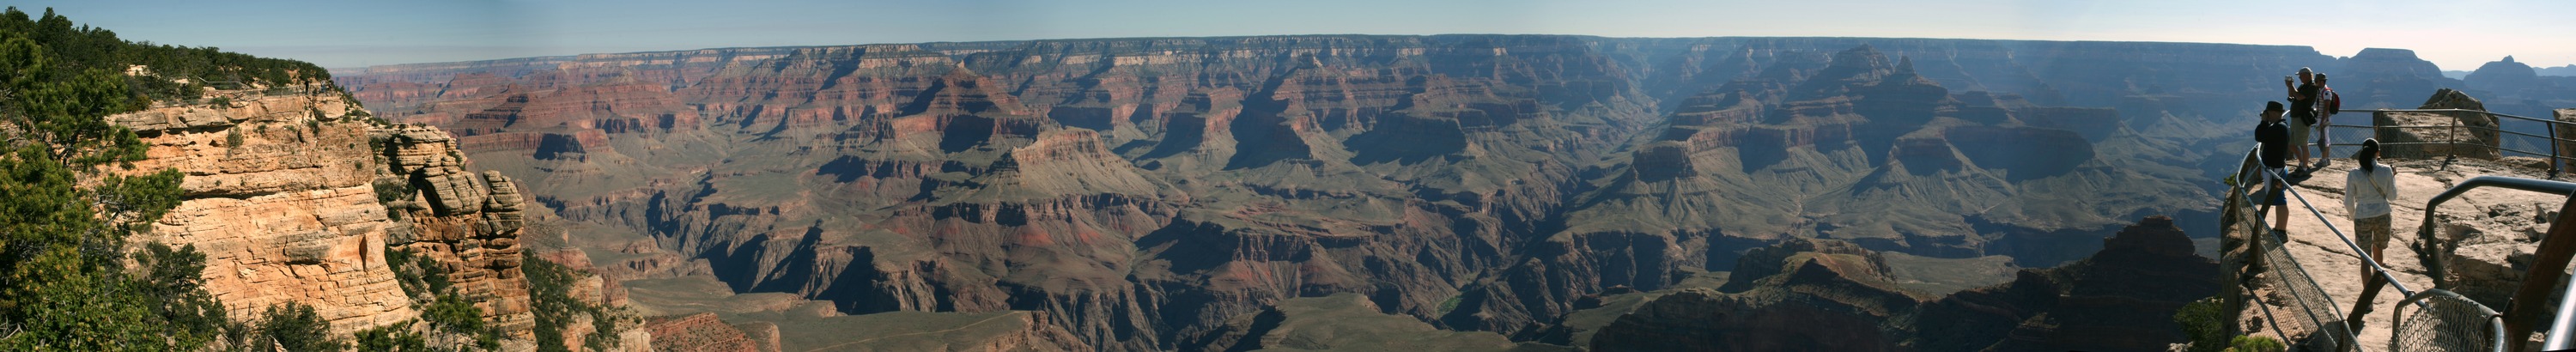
[116,91,421,332]
[377,124,541,337]
[331,35,2444,350]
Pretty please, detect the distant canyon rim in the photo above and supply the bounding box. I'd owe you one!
[328,34,2502,350]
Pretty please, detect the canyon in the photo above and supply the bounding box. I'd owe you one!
[330,34,2459,350]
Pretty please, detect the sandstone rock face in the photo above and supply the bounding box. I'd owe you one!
[333,35,2419,350]
[115,91,421,333]
[108,87,645,348]
[377,124,543,338]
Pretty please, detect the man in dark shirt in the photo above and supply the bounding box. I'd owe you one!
[2257,100,2291,232]
[2286,68,2321,169]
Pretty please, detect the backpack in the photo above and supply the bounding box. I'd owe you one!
[2321,87,2341,116]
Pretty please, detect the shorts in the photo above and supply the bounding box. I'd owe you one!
[2287,118,2312,151]
[2264,167,2288,205]
[2354,215,2393,251]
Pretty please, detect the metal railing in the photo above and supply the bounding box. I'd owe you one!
[2220,147,2510,352]
[2390,290,2506,352]
[2324,108,2576,176]
[2223,148,2361,350]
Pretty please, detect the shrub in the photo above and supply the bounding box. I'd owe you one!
[254,302,347,352]
[0,21,221,350]
[2175,297,2227,352]
[422,294,501,350]
[354,325,428,351]
[384,248,448,297]
[2226,336,2285,352]
[526,258,625,351]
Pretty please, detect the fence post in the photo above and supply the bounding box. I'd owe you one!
[2551,119,2561,177]
[2452,117,2464,160]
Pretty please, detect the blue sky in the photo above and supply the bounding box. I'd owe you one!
[21,0,2575,70]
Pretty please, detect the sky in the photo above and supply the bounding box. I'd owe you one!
[18,0,2575,70]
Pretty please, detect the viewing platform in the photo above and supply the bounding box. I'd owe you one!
[2224,105,2576,351]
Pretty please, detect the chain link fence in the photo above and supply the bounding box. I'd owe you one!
[2389,289,2504,352]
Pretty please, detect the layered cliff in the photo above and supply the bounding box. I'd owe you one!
[334,34,2438,350]
[1437,46,2215,337]
[374,124,542,337]
[115,89,421,332]
[106,85,655,349]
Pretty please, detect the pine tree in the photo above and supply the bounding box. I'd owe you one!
[0,13,202,350]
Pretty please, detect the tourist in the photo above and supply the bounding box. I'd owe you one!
[2345,139,2395,278]
[2343,138,2398,330]
[2286,68,2321,171]
[2258,101,2293,233]
[2313,74,2341,167]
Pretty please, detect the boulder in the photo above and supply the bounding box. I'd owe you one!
[2376,88,2501,160]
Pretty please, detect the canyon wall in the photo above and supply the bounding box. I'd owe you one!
[114,89,421,332]
[334,34,2449,350]
[110,88,652,349]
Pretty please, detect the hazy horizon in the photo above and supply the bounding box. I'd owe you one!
[28,0,2576,70]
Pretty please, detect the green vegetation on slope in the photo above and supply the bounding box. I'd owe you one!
[381,247,503,351]
[526,257,627,352]
[0,7,328,103]
[0,13,210,349]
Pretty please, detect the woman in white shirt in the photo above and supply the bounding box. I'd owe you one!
[2344,139,2397,272]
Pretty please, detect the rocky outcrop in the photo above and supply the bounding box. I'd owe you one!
[1960,215,2217,352]
[115,91,421,333]
[2377,88,2500,160]
[647,313,774,352]
[376,124,544,337]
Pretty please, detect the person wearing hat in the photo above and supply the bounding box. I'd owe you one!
[2257,100,2293,233]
